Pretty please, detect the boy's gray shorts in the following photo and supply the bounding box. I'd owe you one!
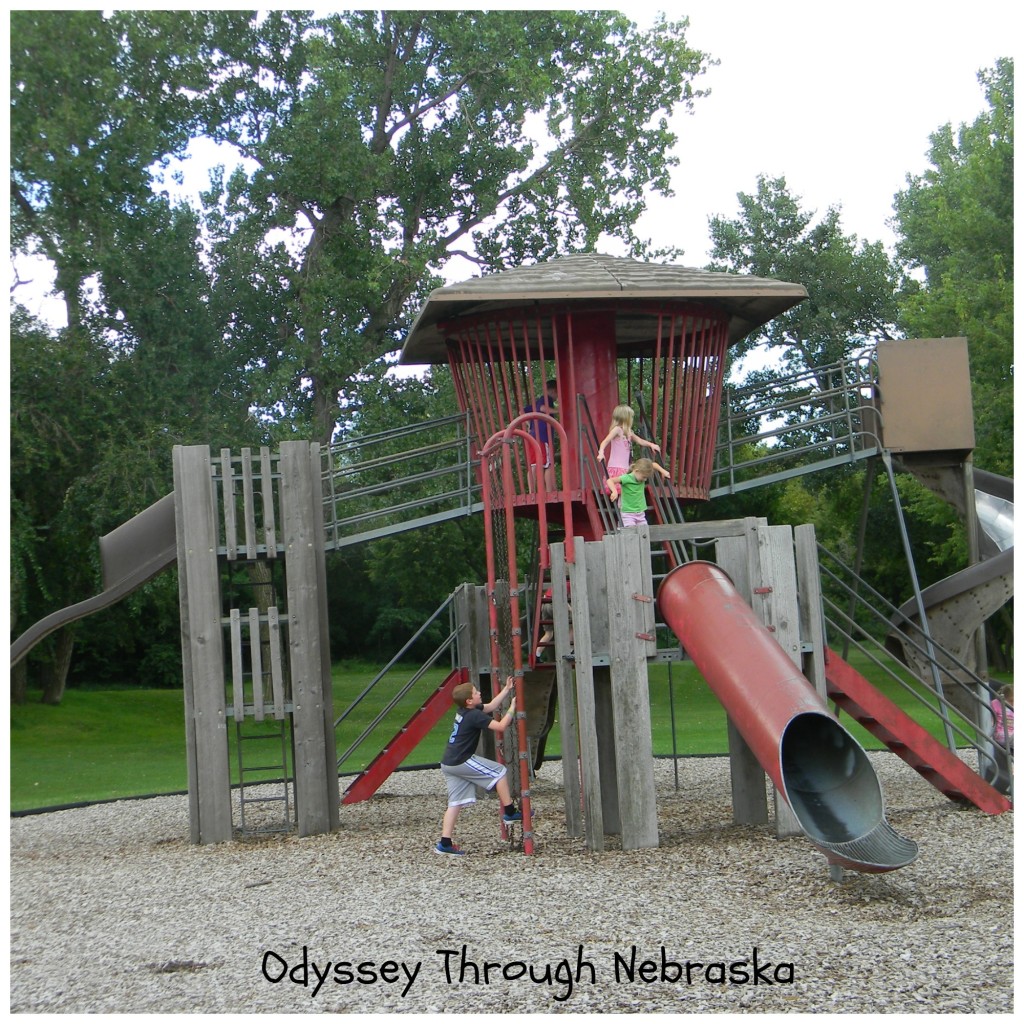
[440,755,507,807]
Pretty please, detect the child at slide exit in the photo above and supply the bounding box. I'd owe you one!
[597,404,662,487]
[992,683,1014,751]
[436,677,522,855]
[606,457,671,527]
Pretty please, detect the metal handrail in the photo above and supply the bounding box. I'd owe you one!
[817,542,1012,788]
[334,592,460,768]
[631,393,690,570]
[711,353,882,497]
[321,411,482,549]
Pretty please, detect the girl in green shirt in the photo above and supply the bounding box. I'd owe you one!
[606,457,671,526]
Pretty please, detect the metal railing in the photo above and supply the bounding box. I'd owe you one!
[317,351,890,551]
[711,351,882,497]
[321,412,483,549]
[817,542,1012,795]
[333,593,461,771]
[633,393,692,570]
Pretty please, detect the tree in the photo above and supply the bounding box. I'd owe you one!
[892,58,1013,475]
[9,10,248,334]
[199,10,712,442]
[9,310,113,702]
[10,10,714,688]
[10,11,263,700]
[707,175,901,382]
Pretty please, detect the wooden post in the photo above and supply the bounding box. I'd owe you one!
[583,540,621,836]
[605,528,659,849]
[715,519,769,826]
[755,524,803,838]
[173,445,233,845]
[550,543,582,837]
[454,583,490,686]
[567,540,604,850]
[280,441,339,837]
[794,524,827,700]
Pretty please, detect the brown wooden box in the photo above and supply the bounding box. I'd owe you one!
[876,338,975,454]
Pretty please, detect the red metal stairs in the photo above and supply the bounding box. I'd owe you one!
[342,667,467,804]
[823,647,1011,815]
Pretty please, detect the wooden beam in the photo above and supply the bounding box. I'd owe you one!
[173,444,232,845]
[606,529,659,849]
[567,541,604,850]
[550,542,581,837]
[755,524,802,838]
[280,441,338,837]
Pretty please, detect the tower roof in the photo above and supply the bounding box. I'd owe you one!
[399,253,807,364]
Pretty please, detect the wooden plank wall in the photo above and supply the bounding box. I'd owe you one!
[567,540,604,850]
[279,441,340,837]
[549,543,581,838]
[754,524,803,838]
[605,527,659,849]
[715,518,770,827]
[173,445,233,845]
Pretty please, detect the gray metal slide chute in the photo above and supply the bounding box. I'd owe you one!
[885,471,1013,689]
[10,493,177,667]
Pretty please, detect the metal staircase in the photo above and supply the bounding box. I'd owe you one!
[342,668,466,804]
[823,648,1009,813]
[817,541,1012,808]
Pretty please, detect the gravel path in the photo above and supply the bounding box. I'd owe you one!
[9,752,1013,1014]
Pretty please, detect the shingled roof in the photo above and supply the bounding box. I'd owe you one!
[399,253,807,364]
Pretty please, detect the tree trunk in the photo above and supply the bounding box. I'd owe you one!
[11,659,28,704]
[40,629,75,705]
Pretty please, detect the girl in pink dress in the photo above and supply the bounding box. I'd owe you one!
[597,405,663,483]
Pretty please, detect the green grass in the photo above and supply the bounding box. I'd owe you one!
[10,653,1006,812]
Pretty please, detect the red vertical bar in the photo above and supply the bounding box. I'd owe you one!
[500,436,535,854]
[697,323,729,491]
[454,333,483,452]
[650,311,663,437]
[669,314,685,483]
[472,323,500,448]
[692,317,715,491]
[688,316,707,489]
[458,330,488,451]
[660,311,674,462]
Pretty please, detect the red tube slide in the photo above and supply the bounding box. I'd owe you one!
[657,561,918,873]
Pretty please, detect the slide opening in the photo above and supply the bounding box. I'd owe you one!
[779,712,882,845]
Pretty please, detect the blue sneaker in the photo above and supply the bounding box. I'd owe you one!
[434,841,465,855]
[502,808,523,823]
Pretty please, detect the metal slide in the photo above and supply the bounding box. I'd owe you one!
[10,493,177,667]
[886,471,1013,678]
[657,561,919,874]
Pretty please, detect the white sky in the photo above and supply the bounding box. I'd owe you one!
[629,1,1009,263]
[9,3,1011,322]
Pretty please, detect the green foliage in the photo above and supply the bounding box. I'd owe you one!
[195,10,711,440]
[11,653,1001,811]
[707,175,901,377]
[892,59,1014,474]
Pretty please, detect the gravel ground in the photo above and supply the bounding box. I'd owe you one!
[9,752,1014,1014]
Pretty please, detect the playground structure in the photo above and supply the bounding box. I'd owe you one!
[11,255,1013,873]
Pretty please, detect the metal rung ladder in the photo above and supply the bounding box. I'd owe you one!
[235,718,295,834]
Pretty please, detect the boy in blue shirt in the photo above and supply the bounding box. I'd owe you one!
[437,676,522,855]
